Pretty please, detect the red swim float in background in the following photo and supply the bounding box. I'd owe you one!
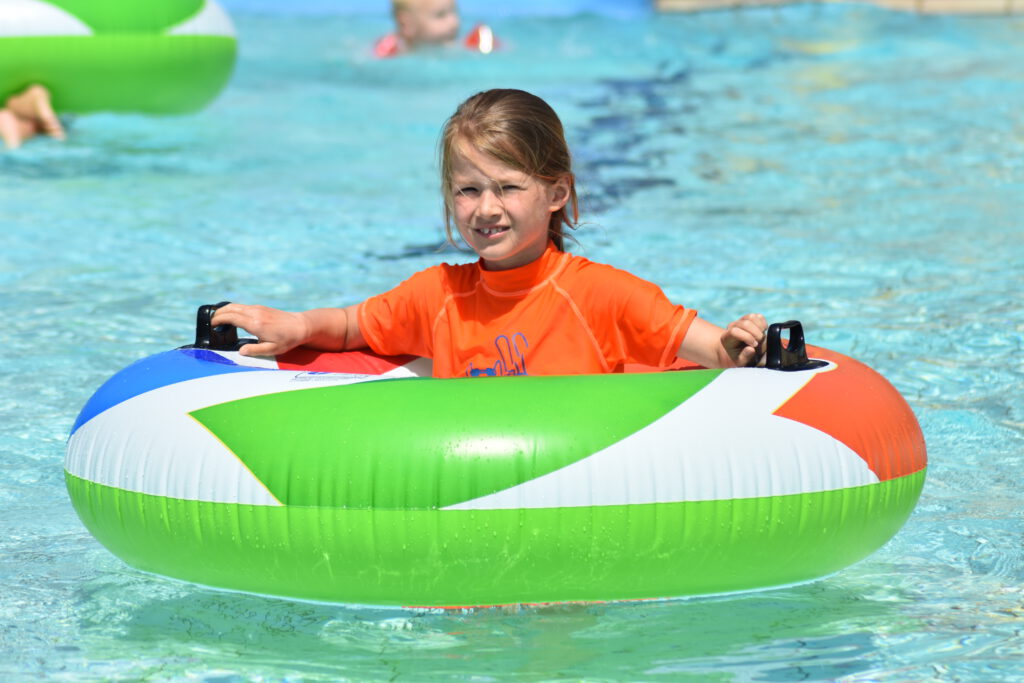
[374,24,498,59]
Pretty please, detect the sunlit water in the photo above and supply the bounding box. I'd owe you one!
[2,2,1022,680]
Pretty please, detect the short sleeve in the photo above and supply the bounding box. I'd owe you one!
[570,263,696,368]
[358,267,446,358]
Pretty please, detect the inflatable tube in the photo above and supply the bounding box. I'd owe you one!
[64,319,926,607]
[0,0,236,113]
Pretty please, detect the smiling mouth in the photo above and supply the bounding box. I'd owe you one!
[476,226,508,237]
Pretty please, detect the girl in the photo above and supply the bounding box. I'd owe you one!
[212,89,767,377]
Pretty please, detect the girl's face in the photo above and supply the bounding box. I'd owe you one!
[450,143,570,271]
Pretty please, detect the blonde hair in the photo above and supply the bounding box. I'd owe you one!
[439,89,580,251]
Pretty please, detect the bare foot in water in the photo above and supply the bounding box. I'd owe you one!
[0,109,27,149]
[3,84,66,146]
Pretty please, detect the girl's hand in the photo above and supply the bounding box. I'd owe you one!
[721,313,768,367]
[210,303,310,357]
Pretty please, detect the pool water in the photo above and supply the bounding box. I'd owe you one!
[3,2,1023,680]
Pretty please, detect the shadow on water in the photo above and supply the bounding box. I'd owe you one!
[372,239,457,261]
[1,151,122,180]
[0,139,208,180]
[64,573,911,680]
[571,38,802,216]
[573,64,695,215]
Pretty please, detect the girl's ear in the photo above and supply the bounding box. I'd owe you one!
[548,174,572,211]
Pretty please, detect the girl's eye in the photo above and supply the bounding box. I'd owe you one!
[501,185,522,193]
[457,186,479,197]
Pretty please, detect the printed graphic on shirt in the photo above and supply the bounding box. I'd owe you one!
[467,334,529,377]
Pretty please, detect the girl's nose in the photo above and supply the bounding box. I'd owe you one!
[478,188,503,217]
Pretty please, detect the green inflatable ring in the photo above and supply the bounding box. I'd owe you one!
[0,0,236,113]
[65,339,927,607]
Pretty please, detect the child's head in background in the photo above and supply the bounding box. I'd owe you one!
[392,0,460,48]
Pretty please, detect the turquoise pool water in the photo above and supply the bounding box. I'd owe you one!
[2,2,1022,680]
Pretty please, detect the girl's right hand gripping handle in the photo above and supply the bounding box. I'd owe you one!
[192,302,257,351]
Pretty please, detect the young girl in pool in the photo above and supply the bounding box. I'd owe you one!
[212,89,767,377]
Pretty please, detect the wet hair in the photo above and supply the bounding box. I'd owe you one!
[439,89,580,251]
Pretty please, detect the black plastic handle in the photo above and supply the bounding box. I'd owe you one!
[765,320,828,371]
[190,301,257,351]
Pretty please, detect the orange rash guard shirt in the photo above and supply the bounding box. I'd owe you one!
[358,242,697,378]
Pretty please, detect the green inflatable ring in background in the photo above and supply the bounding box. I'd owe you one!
[0,0,237,114]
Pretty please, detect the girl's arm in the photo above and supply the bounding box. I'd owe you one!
[677,313,767,369]
[210,303,367,357]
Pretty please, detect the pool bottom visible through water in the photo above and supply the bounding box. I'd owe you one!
[1,3,1023,681]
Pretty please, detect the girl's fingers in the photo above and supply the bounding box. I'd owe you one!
[210,303,249,328]
[724,314,768,367]
[238,341,280,357]
[213,304,283,339]
[729,320,764,347]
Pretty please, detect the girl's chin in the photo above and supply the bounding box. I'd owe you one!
[473,243,518,267]
[464,232,509,253]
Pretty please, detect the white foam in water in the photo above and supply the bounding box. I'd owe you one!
[2,2,1022,680]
